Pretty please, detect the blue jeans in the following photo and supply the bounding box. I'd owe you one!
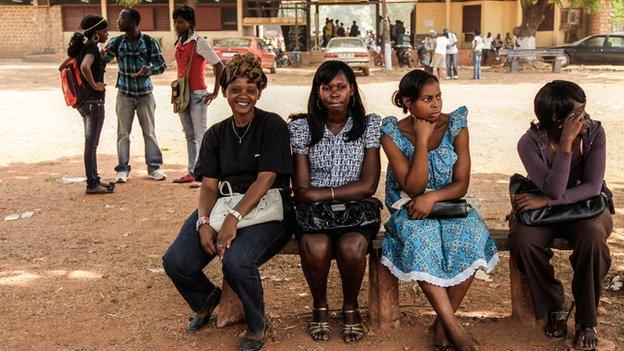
[77,98,105,188]
[446,53,458,78]
[114,92,163,173]
[472,51,482,79]
[162,210,292,333]
[178,90,208,176]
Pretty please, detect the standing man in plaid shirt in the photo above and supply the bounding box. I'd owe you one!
[105,7,167,183]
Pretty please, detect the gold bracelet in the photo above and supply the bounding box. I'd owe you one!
[330,187,335,200]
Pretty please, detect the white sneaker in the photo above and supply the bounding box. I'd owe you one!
[445,76,451,79]
[148,169,167,181]
[453,76,459,79]
[115,171,128,183]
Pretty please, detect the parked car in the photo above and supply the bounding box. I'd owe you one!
[323,37,371,76]
[212,36,277,73]
[547,34,624,66]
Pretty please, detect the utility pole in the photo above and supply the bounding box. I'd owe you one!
[381,0,392,70]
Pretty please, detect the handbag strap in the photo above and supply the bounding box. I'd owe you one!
[219,181,234,196]
[185,40,196,79]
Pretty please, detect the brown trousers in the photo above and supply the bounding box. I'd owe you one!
[509,210,612,327]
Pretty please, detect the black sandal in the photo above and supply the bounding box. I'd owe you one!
[574,326,598,351]
[308,307,330,341]
[342,309,365,344]
[544,301,575,339]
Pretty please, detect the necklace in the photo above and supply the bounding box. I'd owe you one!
[231,118,252,144]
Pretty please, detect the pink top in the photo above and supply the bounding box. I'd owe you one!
[175,32,221,92]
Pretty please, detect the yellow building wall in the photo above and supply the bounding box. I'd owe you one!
[415,3,447,34]
[482,1,505,38]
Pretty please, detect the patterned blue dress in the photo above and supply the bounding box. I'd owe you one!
[380,107,499,286]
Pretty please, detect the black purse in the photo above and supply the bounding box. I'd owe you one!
[294,199,382,233]
[509,173,607,226]
[429,200,469,219]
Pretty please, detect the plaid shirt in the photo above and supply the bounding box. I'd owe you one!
[105,33,166,97]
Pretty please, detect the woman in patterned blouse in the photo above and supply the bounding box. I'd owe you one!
[288,61,381,344]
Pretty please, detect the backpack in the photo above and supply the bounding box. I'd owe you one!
[60,57,88,108]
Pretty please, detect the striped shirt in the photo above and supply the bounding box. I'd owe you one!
[182,32,221,65]
[104,33,166,97]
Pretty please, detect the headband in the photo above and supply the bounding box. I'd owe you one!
[83,18,106,33]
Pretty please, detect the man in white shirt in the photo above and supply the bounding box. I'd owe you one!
[482,32,493,66]
[443,28,458,79]
[472,29,484,79]
[432,30,450,80]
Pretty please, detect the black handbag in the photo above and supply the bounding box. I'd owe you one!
[294,199,382,233]
[429,200,469,219]
[509,173,607,226]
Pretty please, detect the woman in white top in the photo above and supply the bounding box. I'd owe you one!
[471,29,484,80]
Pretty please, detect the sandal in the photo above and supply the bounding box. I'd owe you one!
[342,309,365,344]
[574,326,598,351]
[544,301,575,339]
[308,307,330,341]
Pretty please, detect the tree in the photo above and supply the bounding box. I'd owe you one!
[116,0,142,7]
[516,0,606,48]
[614,0,624,29]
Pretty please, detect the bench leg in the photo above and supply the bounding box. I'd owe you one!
[216,280,245,328]
[509,252,542,327]
[368,249,400,330]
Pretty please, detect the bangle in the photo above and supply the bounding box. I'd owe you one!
[330,187,335,200]
[228,209,243,222]
[195,215,210,232]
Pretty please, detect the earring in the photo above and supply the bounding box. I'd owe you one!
[92,34,100,42]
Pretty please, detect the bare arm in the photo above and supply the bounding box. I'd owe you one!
[79,54,104,91]
[293,148,381,203]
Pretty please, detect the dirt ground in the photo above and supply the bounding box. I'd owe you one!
[0,61,623,351]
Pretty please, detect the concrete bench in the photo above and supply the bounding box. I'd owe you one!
[216,228,572,330]
[506,49,566,73]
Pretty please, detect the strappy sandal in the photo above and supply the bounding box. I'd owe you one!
[544,301,575,339]
[342,309,365,344]
[574,326,598,351]
[308,307,330,341]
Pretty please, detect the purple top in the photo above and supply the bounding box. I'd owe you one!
[517,119,608,206]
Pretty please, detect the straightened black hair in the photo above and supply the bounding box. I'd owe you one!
[533,80,586,130]
[292,60,367,147]
[173,6,195,29]
[123,7,141,26]
[392,69,439,114]
[67,15,107,58]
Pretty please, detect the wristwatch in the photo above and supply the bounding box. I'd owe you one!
[228,209,243,221]
[195,215,210,231]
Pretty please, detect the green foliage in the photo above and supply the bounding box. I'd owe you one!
[614,0,624,27]
[116,0,142,8]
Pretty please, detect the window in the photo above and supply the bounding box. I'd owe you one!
[608,36,624,48]
[462,5,481,34]
[581,36,606,47]
[538,5,554,31]
[213,38,251,48]
[327,38,365,49]
[61,5,102,31]
[0,0,33,4]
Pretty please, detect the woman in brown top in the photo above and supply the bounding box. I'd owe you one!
[509,80,613,350]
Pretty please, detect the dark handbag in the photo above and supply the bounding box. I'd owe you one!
[428,200,469,219]
[509,173,606,226]
[295,199,382,233]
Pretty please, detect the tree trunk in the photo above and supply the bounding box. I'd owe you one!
[381,0,392,70]
[515,0,549,49]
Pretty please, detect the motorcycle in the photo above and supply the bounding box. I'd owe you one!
[395,43,413,68]
[268,45,292,67]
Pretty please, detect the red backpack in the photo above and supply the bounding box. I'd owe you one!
[60,58,87,108]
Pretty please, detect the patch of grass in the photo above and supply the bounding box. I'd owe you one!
[43,176,58,184]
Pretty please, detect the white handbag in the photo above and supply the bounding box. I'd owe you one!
[209,181,284,232]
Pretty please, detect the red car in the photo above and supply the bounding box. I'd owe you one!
[212,36,277,73]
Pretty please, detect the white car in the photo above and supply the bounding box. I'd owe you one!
[323,37,371,76]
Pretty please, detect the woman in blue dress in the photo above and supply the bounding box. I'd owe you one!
[380,70,498,351]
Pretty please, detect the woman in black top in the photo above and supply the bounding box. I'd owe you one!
[163,54,293,351]
[59,15,113,194]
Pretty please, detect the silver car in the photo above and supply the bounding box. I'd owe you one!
[323,37,371,76]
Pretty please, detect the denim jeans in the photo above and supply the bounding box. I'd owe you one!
[446,53,458,78]
[77,98,105,188]
[178,90,208,176]
[472,51,482,79]
[163,210,292,333]
[114,92,163,173]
